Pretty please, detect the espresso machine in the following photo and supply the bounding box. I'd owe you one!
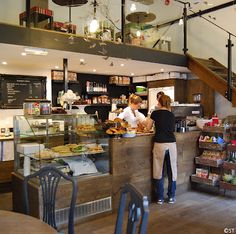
[171,104,204,132]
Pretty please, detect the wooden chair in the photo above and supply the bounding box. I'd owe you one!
[23,166,78,234]
[115,183,149,234]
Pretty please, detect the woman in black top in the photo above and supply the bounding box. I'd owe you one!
[146,94,177,204]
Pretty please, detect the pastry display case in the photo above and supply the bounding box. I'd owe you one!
[13,114,110,177]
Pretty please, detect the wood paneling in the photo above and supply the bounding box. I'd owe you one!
[12,133,200,222]
[187,79,215,118]
[147,77,214,118]
[0,160,14,183]
[188,53,236,106]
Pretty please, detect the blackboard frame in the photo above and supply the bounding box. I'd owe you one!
[0,74,46,109]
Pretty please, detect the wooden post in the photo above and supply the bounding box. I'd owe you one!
[121,0,125,43]
[63,58,68,93]
[26,0,31,28]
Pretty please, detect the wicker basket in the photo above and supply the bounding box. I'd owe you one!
[222,161,236,170]
[191,174,219,187]
[199,141,226,150]
[220,181,236,191]
[195,157,223,167]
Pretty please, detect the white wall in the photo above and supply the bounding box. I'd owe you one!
[0,0,25,25]
[0,66,51,129]
[160,6,236,118]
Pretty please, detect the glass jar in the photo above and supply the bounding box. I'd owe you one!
[23,99,40,115]
[40,100,51,115]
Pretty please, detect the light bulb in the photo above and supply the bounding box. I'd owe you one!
[136,30,141,37]
[89,18,99,33]
[179,18,183,25]
[130,3,136,12]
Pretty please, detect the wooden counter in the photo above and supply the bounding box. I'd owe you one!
[12,131,200,224]
[110,131,200,208]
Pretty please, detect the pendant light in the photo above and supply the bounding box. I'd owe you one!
[89,0,99,33]
[52,0,88,7]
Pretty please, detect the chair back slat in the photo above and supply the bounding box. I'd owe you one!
[23,166,78,234]
[115,183,149,234]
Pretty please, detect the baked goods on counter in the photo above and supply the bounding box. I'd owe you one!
[77,124,97,132]
[33,143,104,159]
[105,118,130,135]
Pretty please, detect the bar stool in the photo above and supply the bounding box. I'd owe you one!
[19,6,54,29]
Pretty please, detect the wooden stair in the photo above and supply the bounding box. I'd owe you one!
[187,53,236,106]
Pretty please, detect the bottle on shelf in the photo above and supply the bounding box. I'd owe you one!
[86,81,90,93]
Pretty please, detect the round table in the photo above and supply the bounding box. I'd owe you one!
[0,210,57,233]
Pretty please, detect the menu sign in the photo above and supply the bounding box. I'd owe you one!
[0,74,46,109]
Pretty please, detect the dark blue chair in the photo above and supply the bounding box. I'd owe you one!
[23,166,78,234]
[115,183,149,234]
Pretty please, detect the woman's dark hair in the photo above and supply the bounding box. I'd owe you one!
[158,94,171,109]
[157,91,164,100]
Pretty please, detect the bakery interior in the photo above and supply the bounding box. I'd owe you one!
[0,0,236,233]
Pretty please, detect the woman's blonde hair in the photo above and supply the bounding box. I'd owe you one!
[158,94,171,109]
[129,94,142,105]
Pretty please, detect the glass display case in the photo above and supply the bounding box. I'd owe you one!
[13,114,110,177]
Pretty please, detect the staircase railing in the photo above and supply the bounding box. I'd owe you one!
[154,1,236,102]
[187,8,236,102]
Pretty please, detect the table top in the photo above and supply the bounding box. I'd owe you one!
[0,210,58,234]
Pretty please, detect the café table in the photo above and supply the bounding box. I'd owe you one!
[0,210,57,233]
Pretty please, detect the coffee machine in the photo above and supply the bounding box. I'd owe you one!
[171,104,204,132]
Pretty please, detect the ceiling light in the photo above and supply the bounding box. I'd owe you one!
[24,47,48,56]
[93,69,96,72]
[55,66,59,69]
[89,18,99,33]
[120,63,124,67]
[131,73,134,76]
[21,52,27,56]
[136,30,141,37]
[160,68,164,72]
[80,58,85,62]
[89,0,99,33]
[1,61,7,65]
[179,18,183,25]
[130,3,136,12]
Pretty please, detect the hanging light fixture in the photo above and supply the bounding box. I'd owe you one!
[52,0,88,7]
[136,30,141,37]
[178,18,183,25]
[89,0,99,33]
[130,3,137,12]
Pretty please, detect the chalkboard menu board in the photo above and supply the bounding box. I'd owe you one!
[0,74,46,109]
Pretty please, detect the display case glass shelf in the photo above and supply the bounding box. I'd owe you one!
[13,114,110,177]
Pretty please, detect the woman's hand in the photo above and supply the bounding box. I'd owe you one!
[144,117,154,131]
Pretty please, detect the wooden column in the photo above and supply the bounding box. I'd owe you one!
[63,58,68,92]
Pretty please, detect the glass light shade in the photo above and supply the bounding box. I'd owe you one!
[136,30,141,37]
[179,18,183,25]
[89,18,99,33]
[130,3,136,12]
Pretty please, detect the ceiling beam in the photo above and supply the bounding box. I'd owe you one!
[0,23,188,68]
